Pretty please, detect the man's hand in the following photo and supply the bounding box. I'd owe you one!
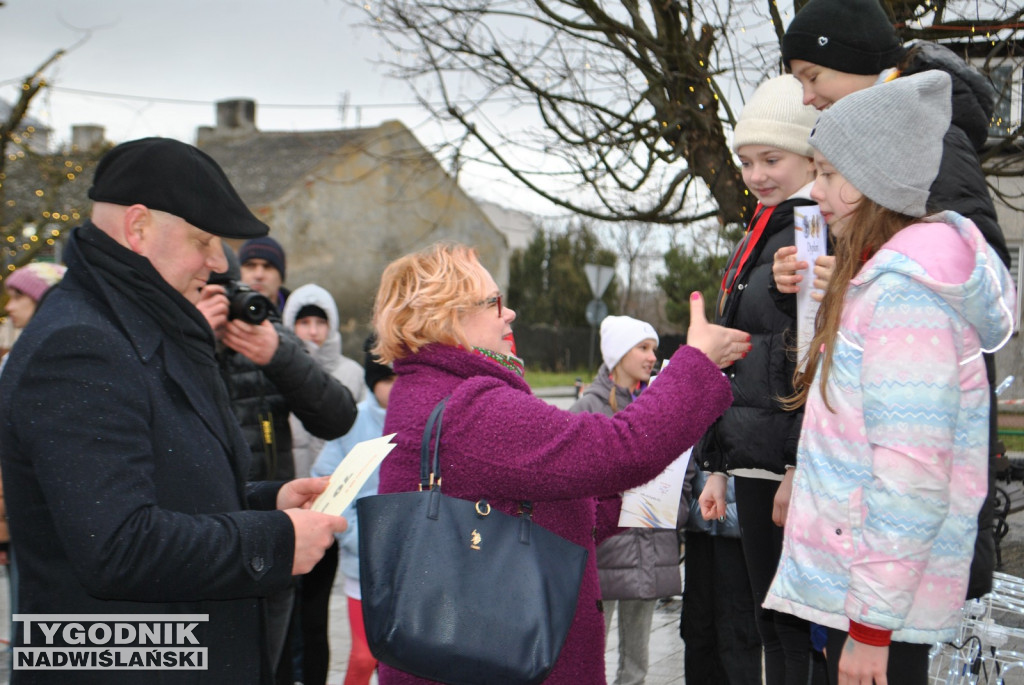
[284,509,347,575]
[277,476,331,511]
[698,473,728,521]
[837,637,889,685]
[222,319,280,366]
[773,468,795,527]
[197,284,229,336]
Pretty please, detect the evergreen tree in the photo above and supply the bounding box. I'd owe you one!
[658,223,743,329]
[509,222,617,327]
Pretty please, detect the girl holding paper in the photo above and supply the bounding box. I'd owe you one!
[763,72,1015,684]
[694,74,823,685]
[569,315,681,685]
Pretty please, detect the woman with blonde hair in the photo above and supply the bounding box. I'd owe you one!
[370,243,751,684]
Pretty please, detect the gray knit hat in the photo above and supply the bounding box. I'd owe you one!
[808,71,952,217]
[733,75,819,158]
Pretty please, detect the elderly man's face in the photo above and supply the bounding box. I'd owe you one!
[139,211,228,304]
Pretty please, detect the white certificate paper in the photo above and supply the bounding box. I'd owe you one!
[618,448,691,529]
[793,206,827,369]
[617,358,689,528]
[310,433,397,517]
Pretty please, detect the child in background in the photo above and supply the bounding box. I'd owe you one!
[312,337,396,685]
[764,72,1015,685]
[283,283,366,479]
[695,74,821,685]
[281,283,365,685]
[570,315,680,685]
[2,262,67,369]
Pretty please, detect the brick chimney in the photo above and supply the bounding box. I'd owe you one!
[216,99,256,133]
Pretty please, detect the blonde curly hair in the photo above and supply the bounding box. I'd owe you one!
[372,243,491,364]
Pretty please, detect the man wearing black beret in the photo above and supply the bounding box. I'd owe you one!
[0,137,348,684]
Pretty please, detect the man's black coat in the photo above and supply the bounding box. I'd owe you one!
[0,226,295,683]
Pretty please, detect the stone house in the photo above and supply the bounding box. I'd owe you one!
[196,100,509,342]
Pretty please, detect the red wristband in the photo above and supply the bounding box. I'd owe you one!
[849,621,892,647]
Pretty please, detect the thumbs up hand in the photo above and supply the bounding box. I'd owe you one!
[687,292,751,369]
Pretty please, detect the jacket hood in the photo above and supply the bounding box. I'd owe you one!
[902,42,995,150]
[853,211,1015,352]
[282,283,340,338]
[282,283,344,370]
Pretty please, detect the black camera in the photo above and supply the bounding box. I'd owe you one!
[220,281,272,324]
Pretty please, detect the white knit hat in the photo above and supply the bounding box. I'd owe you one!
[809,71,952,217]
[600,316,659,371]
[733,75,820,158]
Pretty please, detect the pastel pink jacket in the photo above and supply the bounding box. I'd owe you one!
[764,212,1016,644]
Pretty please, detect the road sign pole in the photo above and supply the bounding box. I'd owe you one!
[588,325,596,372]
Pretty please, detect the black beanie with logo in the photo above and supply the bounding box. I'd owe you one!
[783,0,904,75]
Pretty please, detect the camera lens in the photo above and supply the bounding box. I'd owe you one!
[227,286,271,324]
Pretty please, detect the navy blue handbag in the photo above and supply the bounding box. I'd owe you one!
[357,397,588,685]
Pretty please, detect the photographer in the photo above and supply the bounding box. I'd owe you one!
[199,243,356,684]
[198,243,356,482]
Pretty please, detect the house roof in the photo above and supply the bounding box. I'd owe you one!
[197,128,371,207]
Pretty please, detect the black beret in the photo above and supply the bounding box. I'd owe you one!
[88,137,269,239]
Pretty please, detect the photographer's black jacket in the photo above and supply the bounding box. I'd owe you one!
[218,310,356,481]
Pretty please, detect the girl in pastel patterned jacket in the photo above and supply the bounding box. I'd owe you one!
[763,71,1016,685]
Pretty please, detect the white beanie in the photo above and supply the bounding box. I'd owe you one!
[809,71,952,217]
[733,75,820,158]
[600,316,659,372]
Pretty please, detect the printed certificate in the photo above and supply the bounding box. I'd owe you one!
[618,448,691,528]
[310,434,397,516]
[793,205,827,368]
[617,358,688,528]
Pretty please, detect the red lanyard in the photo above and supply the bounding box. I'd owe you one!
[721,203,776,295]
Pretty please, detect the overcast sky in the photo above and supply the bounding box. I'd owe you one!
[2,0,557,212]
[3,0,424,136]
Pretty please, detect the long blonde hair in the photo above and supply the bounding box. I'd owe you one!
[786,200,916,411]
[371,243,490,364]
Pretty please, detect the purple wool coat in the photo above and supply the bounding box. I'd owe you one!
[376,343,732,684]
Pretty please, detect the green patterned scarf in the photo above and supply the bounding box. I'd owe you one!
[472,347,525,377]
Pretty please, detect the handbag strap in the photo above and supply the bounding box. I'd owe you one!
[420,397,449,490]
[418,397,534,537]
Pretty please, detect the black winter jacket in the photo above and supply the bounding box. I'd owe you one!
[219,313,356,481]
[903,42,1010,268]
[697,196,815,475]
[901,41,1009,600]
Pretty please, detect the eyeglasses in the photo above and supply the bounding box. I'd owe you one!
[478,294,502,317]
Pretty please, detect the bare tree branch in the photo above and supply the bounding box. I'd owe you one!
[351,0,1022,227]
